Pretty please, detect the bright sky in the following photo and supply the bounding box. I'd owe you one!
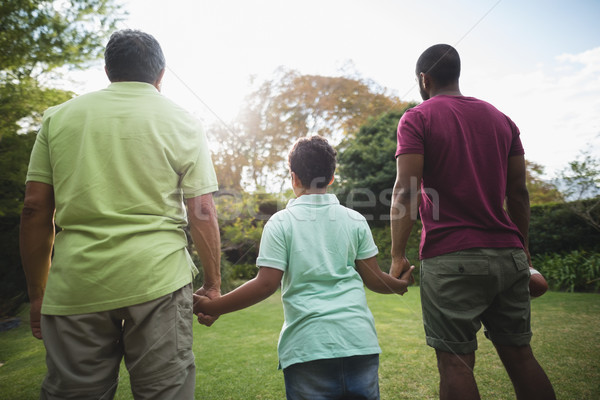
[73,0,600,177]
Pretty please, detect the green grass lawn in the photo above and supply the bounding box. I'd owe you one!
[1,290,599,399]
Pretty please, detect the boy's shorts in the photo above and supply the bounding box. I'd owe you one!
[420,247,532,354]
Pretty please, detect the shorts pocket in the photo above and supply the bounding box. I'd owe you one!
[423,256,490,311]
[434,256,490,276]
[176,304,193,351]
[511,250,529,272]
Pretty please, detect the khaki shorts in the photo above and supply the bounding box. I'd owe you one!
[40,284,195,400]
[420,248,532,354]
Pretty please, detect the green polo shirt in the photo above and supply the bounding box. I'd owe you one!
[26,82,218,315]
[256,194,381,369]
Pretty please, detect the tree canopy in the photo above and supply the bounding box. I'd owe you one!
[0,0,123,217]
[526,160,563,205]
[555,151,600,231]
[335,108,414,223]
[0,0,124,312]
[210,68,412,191]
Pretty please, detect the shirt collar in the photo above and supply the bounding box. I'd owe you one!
[105,81,159,93]
[286,193,340,208]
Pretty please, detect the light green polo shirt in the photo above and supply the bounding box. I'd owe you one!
[26,82,218,315]
[256,194,381,370]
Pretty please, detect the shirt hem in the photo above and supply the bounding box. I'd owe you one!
[421,242,524,260]
[183,184,219,199]
[41,277,192,316]
[278,346,382,370]
[25,174,53,185]
[356,249,379,260]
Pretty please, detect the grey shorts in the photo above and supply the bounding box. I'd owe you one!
[420,248,532,354]
[40,283,195,400]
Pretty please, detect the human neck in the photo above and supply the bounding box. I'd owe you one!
[295,187,328,197]
[430,83,462,98]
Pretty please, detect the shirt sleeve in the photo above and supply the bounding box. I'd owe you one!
[26,119,53,185]
[506,116,525,156]
[180,125,219,199]
[356,219,378,260]
[395,108,425,158]
[256,217,288,271]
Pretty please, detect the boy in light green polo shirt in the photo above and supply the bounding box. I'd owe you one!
[194,135,414,400]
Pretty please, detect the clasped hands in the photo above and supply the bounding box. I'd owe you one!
[390,256,415,286]
[193,286,220,327]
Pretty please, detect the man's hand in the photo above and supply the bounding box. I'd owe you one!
[194,285,221,300]
[193,286,220,327]
[397,265,416,290]
[193,293,211,313]
[390,257,410,278]
[390,257,416,285]
[29,297,43,339]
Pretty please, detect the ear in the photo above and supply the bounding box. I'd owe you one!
[420,72,428,89]
[153,68,166,91]
[291,172,301,188]
[104,65,111,81]
[328,175,335,186]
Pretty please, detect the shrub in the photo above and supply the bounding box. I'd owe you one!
[534,250,600,293]
[230,263,258,281]
[192,254,239,295]
[370,223,422,286]
[529,200,600,256]
[0,216,28,318]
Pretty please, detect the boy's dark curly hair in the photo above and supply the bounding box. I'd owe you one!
[288,135,337,189]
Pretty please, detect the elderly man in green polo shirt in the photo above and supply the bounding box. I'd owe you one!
[20,29,221,399]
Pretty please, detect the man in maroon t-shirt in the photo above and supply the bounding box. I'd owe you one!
[390,44,555,400]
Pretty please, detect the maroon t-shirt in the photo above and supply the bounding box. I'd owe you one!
[396,95,525,259]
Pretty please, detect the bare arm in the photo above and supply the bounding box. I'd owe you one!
[390,154,424,274]
[505,155,532,265]
[187,193,221,297]
[356,256,414,294]
[194,266,283,317]
[20,182,55,339]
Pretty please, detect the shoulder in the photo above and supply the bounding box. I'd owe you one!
[333,203,369,225]
[466,97,518,128]
[43,88,115,116]
[264,209,291,227]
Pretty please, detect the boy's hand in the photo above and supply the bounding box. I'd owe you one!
[398,265,415,286]
[193,293,218,327]
[390,257,415,286]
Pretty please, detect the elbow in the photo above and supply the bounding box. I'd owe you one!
[262,279,280,296]
[506,185,530,206]
[20,202,54,225]
[188,194,218,223]
[393,180,419,205]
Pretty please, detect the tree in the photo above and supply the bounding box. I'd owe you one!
[335,108,415,223]
[0,0,123,316]
[211,68,412,190]
[0,0,123,215]
[525,160,563,205]
[555,151,600,231]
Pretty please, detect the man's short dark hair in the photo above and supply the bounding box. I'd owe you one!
[104,29,166,84]
[416,44,461,86]
[288,135,337,189]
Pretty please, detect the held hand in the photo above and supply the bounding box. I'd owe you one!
[398,265,416,287]
[29,297,43,340]
[193,293,212,315]
[389,257,411,279]
[194,285,221,300]
[192,293,219,327]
